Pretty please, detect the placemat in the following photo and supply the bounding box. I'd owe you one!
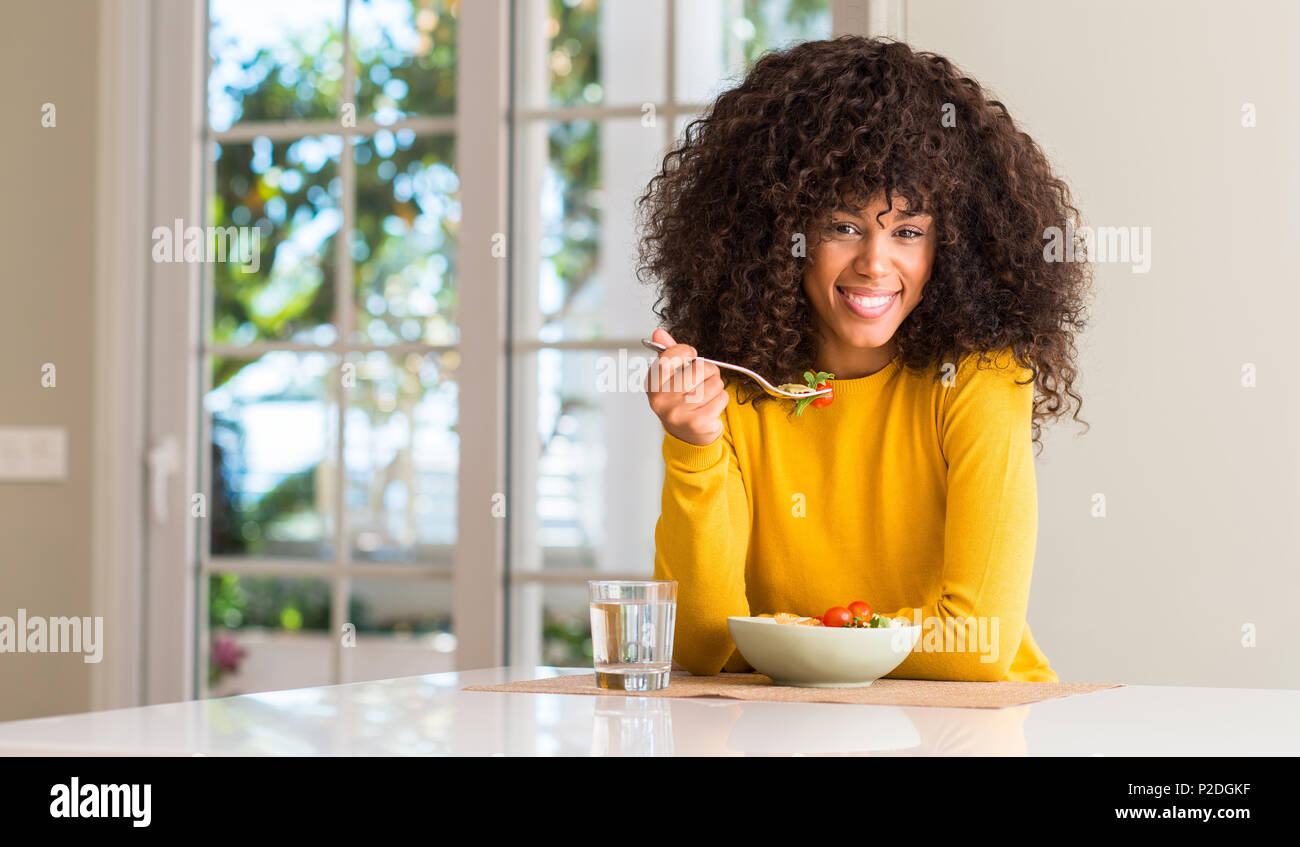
[463,671,1122,709]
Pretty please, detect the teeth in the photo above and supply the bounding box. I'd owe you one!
[842,290,896,308]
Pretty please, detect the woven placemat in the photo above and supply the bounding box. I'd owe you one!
[464,671,1122,709]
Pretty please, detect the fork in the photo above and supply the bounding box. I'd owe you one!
[640,339,831,399]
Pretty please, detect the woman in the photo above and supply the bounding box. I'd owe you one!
[637,36,1090,682]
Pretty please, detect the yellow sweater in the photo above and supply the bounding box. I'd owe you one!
[652,347,1057,683]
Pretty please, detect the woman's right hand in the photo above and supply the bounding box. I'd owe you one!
[646,328,729,447]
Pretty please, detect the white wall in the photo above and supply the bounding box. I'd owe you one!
[0,0,100,719]
[907,0,1300,687]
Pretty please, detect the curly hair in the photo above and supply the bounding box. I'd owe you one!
[635,35,1091,451]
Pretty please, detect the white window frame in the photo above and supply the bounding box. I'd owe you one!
[92,0,154,711]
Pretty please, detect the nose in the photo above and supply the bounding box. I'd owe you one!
[850,228,891,278]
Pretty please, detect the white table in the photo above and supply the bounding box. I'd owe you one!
[0,666,1296,756]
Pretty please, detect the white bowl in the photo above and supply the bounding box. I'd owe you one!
[726,616,921,687]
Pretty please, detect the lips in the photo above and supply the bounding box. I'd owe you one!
[836,286,899,319]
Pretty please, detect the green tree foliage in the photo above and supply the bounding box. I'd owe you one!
[208,0,459,374]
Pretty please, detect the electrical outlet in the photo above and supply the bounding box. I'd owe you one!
[0,427,68,481]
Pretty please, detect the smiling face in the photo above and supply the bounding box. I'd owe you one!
[801,190,937,378]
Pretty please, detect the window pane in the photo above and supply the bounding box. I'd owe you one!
[210,136,342,345]
[208,0,345,130]
[350,0,457,121]
[674,0,832,104]
[513,119,662,342]
[207,352,338,559]
[508,582,594,669]
[343,577,455,682]
[352,133,459,346]
[511,349,663,570]
[208,573,334,696]
[674,111,701,146]
[514,0,666,110]
[345,351,458,562]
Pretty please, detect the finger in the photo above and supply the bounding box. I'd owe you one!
[690,384,729,422]
[652,328,675,347]
[670,352,718,395]
[684,371,724,404]
[653,345,696,393]
[676,358,718,396]
[680,358,716,395]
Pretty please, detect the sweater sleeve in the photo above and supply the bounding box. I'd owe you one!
[651,397,752,676]
[879,350,1039,682]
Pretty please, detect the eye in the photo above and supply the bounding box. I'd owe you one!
[897,227,925,239]
[830,221,859,236]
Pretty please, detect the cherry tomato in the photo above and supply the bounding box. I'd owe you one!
[822,606,852,628]
[812,382,833,408]
[848,600,872,621]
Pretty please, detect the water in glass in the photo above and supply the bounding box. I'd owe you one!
[588,581,677,691]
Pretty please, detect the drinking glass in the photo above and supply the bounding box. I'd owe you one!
[587,580,677,691]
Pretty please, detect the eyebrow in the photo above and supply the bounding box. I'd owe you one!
[834,205,931,220]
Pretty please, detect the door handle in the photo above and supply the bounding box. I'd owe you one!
[147,436,178,523]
